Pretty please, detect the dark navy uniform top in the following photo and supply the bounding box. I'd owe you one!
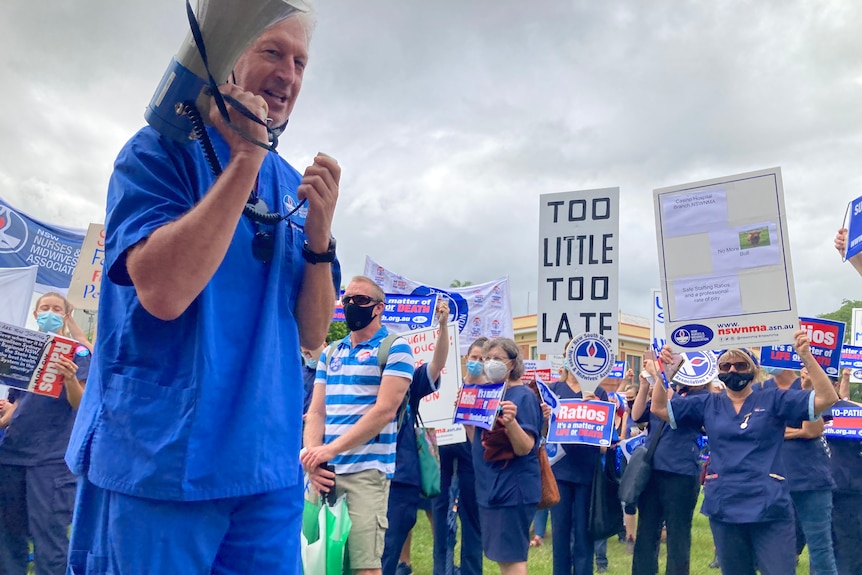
[472,384,541,507]
[302,364,316,416]
[391,364,437,488]
[635,387,707,477]
[0,351,91,466]
[826,400,862,494]
[759,377,835,492]
[669,386,814,523]
[548,383,609,485]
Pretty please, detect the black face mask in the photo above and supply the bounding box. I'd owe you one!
[718,371,754,392]
[627,400,635,409]
[343,302,378,331]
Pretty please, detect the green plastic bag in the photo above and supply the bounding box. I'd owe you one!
[415,412,441,498]
[301,494,352,575]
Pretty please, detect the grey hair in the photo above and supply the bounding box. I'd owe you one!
[484,337,525,381]
[292,1,317,46]
[350,275,386,302]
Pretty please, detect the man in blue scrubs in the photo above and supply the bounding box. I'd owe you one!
[64,7,341,574]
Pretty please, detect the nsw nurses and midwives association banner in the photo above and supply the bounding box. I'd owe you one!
[0,196,86,294]
[364,256,514,355]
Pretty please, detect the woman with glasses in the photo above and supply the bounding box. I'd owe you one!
[469,338,541,575]
[651,330,839,575]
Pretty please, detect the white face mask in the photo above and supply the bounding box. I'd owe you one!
[484,359,510,383]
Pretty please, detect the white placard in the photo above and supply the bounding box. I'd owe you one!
[66,223,105,311]
[538,188,620,356]
[400,323,465,446]
[654,167,798,351]
[651,288,666,348]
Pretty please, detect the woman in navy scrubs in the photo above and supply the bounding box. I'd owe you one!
[825,370,862,575]
[630,360,705,575]
[548,351,609,575]
[0,293,91,575]
[651,330,839,575]
[470,338,541,575]
[758,366,837,574]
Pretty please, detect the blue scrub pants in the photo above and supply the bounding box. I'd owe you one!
[66,475,303,575]
[551,479,594,575]
[0,462,76,575]
[533,507,549,538]
[632,470,700,575]
[831,491,862,575]
[381,483,420,575]
[709,517,796,575]
[791,489,837,575]
[431,444,482,575]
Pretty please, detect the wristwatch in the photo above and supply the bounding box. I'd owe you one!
[302,237,337,264]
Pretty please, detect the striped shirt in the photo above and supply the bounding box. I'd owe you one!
[315,326,414,476]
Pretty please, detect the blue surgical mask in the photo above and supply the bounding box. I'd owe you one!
[763,367,784,376]
[36,311,64,333]
[305,358,318,370]
[466,360,483,377]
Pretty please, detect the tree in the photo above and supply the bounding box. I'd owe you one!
[327,320,348,344]
[817,299,862,343]
[449,279,473,288]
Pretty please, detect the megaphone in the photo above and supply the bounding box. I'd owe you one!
[145,0,310,142]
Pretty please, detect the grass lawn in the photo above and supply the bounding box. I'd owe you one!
[404,493,811,574]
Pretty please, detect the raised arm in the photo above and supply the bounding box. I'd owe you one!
[835,228,862,277]
[793,329,839,415]
[426,300,451,383]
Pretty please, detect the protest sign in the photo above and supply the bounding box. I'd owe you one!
[0,196,86,293]
[651,289,666,348]
[66,224,105,311]
[824,404,862,440]
[399,323,465,446]
[673,351,719,387]
[619,434,647,461]
[608,361,626,379]
[839,345,862,370]
[843,194,862,262]
[535,378,559,411]
[365,256,512,354]
[523,359,553,385]
[564,332,616,395]
[0,321,78,398]
[547,399,615,447]
[538,188,620,356]
[453,382,506,431]
[759,317,845,376]
[654,167,798,351]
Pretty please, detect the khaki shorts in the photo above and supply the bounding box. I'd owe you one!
[336,469,391,570]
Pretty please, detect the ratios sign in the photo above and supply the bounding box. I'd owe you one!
[547,399,614,447]
[759,317,845,376]
[538,189,620,356]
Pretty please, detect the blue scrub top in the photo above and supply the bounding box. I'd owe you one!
[759,378,835,492]
[66,127,340,501]
[669,386,814,523]
[635,388,707,478]
[825,400,862,494]
[391,364,438,488]
[0,352,91,466]
[548,382,608,485]
[472,384,542,507]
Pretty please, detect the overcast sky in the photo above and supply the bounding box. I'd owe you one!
[1,0,860,321]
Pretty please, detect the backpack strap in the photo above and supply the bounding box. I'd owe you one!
[375,333,411,432]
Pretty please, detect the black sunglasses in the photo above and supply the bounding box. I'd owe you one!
[718,361,751,372]
[342,295,380,306]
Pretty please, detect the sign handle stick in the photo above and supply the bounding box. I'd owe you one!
[653,343,671,389]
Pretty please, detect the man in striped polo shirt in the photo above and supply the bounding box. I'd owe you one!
[302,275,414,575]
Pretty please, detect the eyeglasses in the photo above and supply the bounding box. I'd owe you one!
[718,361,751,372]
[483,356,510,363]
[342,295,380,306]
